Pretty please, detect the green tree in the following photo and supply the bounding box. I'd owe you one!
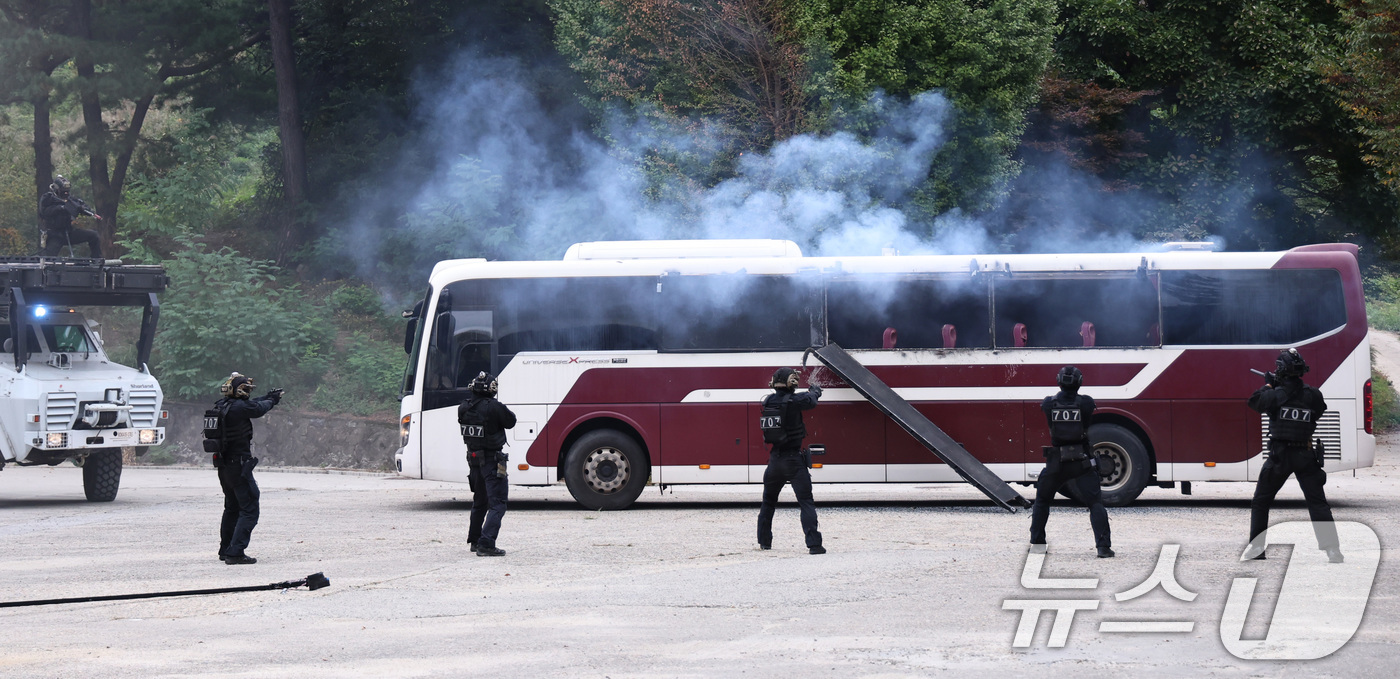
[152,241,321,400]
[295,1,596,275]
[68,0,266,254]
[1328,1,1400,201]
[553,0,1056,218]
[554,0,810,146]
[0,1,77,210]
[1055,0,1400,251]
[117,111,272,262]
[800,0,1057,213]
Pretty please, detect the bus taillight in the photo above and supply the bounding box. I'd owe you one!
[1364,379,1373,434]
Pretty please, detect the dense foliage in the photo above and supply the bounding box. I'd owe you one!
[552,0,1057,214]
[3,0,1400,416]
[153,243,317,399]
[1330,2,1400,198]
[1053,0,1400,250]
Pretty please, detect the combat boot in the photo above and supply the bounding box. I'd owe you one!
[476,542,505,557]
[809,545,826,555]
[1097,547,1115,558]
[225,554,258,565]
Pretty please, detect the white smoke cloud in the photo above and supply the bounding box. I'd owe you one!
[341,50,1161,293]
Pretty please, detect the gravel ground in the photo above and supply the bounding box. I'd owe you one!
[1,440,1397,678]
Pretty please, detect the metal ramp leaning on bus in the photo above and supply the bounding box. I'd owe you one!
[804,343,1033,513]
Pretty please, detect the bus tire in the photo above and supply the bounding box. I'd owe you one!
[1062,423,1149,507]
[563,430,650,510]
[83,448,123,502]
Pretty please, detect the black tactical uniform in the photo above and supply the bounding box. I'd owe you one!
[1246,349,1341,562]
[37,176,103,258]
[756,367,825,554]
[459,372,517,557]
[213,373,281,565]
[1030,366,1113,557]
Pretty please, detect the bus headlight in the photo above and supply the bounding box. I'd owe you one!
[46,432,67,448]
[400,415,412,447]
[139,429,158,444]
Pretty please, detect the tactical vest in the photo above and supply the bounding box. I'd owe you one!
[760,393,791,445]
[760,392,804,448]
[459,397,506,451]
[1047,394,1088,443]
[1269,386,1320,443]
[202,402,230,456]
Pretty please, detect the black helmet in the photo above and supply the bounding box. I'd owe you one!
[220,372,255,399]
[51,175,70,197]
[771,367,800,390]
[469,371,498,396]
[1057,365,1084,390]
[1276,348,1309,378]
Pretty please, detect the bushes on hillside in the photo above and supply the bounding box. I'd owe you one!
[150,243,404,416]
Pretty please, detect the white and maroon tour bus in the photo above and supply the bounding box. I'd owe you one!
[395,239,1374,510]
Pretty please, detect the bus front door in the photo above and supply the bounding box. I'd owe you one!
[421,308,496,482]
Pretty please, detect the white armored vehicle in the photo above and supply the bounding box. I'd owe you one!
[0,257,169,501]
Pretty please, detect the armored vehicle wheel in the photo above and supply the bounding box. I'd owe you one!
[563,429,650,510]
[82,448,122,502]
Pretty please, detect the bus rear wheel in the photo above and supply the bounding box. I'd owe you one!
[564,430,650,510]
[82,448,123,502]
[1060,424,1150,507]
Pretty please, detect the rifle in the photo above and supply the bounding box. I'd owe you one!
[1249,368,1277,386]
[68,196,101,219]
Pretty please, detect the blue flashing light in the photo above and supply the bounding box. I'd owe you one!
[33,305,47,318]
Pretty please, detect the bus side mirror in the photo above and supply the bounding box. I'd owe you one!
[403,318,417,354]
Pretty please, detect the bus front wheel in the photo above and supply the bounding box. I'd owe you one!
[563,430,650,510]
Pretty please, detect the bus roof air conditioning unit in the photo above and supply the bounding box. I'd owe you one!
[562,239,804,261]
[1154,242,1220,252]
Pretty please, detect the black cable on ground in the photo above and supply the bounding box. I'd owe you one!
[0,572,330,608]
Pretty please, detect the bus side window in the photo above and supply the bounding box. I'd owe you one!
[994,276,1157,348]
[828,277,990,349]
[659,275,814,351]
[1160,270,1346,345]
[495,276,658,361]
